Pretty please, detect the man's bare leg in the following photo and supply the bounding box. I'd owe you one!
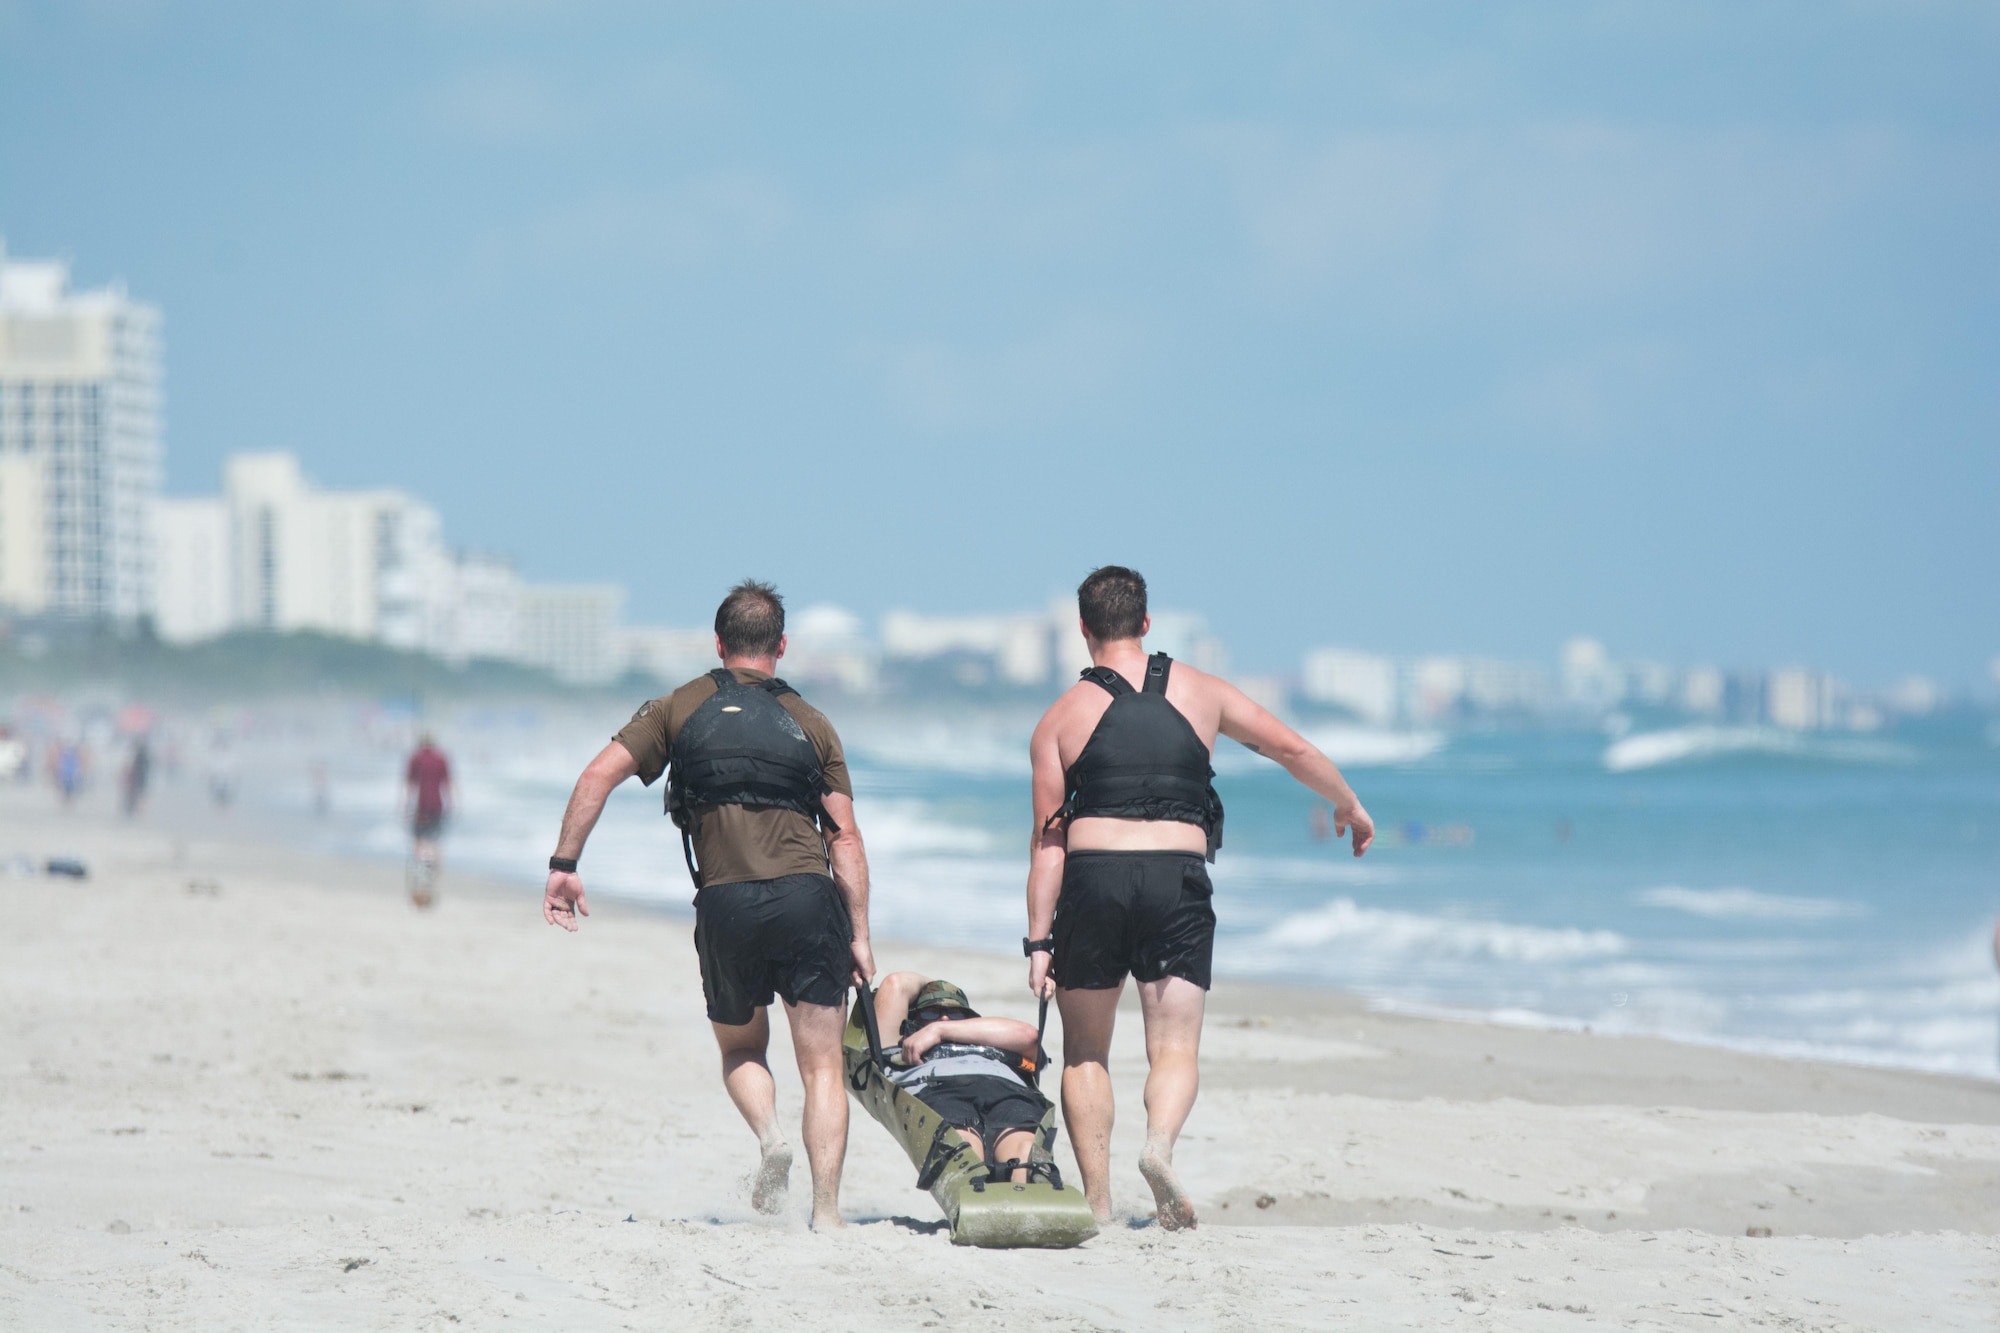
[784,999,850,1230]
[1135,975,1205,1230]
[1056,983,1124,1222]
[711,1011,793,1214]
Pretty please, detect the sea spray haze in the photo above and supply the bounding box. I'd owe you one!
[211,700,2000,1081]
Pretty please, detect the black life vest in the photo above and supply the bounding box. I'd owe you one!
[1046,652,1224,860]
[665,668,834,886]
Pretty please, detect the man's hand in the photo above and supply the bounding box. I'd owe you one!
[544,870,589,931]
[850,937,876,989]
[1028,950,1055,999]
[1335,801,1375,857]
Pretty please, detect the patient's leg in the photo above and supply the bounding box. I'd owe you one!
[951,1127,1039,1183]
[994,1128,1037,1182]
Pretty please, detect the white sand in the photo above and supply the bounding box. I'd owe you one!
[3,796,1997,1331]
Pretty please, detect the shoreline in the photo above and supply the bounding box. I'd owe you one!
[23,776,2000,1116]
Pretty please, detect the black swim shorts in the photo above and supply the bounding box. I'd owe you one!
[915,1074,1049,1151]
[693,872,854,1025]
[412,811,444,840]
[1050,850,1215,991]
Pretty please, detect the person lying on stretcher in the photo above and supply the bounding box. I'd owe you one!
[872,972,1051,1184]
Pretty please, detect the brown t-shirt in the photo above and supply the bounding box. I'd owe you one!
[613,668,852,889]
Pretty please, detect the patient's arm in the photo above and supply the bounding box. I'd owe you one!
[871,971,931,1053]
[903,1015,1040,1064]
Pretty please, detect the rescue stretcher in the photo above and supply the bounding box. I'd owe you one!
[843,989,1098,1248]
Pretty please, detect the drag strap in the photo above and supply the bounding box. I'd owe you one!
[914,1120,967,1191]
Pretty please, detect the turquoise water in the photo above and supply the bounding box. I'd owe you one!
[291,705,2000,1080]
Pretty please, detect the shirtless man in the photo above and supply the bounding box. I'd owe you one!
[1025,565,1374,1230]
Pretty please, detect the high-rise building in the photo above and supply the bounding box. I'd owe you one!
[0,243,162,622]
[153,496,231,643]
[220,453,403,639]
[1301,648,1399,724]
[516,584,624,685]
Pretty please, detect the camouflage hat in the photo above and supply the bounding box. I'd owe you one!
[910,980,978,1018]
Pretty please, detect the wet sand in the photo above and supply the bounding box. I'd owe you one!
[3,792,1996,1330]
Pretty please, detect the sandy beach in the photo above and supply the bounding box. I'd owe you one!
[3,792,1997,1331]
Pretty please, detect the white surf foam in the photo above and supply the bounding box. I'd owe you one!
[1636,885,1865,922]
[1258,898,1627,963]
[1603,725,1916,773]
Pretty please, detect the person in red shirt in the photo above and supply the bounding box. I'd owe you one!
[404,733,452,908]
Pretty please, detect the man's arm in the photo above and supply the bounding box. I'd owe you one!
[1216,683,1375,856]
[822,790,875,986]
[1024,706,1069,997]
[543,740,640,931]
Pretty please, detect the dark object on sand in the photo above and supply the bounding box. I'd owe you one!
[45,858,88,879]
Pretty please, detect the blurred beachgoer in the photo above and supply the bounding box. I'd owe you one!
[543,580,873,1230]
[50,741,86,806]
[1026,566,1374,1231]
[121,736,152,817]
[1308,803,1329,841]
[0,726,25,783]
[205,734,235,811]
[404,734,452,909]
[310,759,331,817]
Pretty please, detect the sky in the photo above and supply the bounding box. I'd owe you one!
[1,1,1994,682]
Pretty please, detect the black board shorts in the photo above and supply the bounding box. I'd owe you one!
[1051,850,1216,991]
[693,872,853,1025]
[915,1074,1049,1149]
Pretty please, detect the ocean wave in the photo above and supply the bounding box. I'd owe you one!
[1258,898,1627,963]
[1602,725,1916,773]
[1636,885,1864,922]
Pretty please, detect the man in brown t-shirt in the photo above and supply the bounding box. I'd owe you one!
[542,581,873,1231]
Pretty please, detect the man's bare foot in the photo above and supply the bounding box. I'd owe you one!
[1139,1144,1197,1231]
[751,1141,792,1214]
[809,1206,844,1231]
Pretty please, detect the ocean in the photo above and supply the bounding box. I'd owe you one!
[237,697,2000,1081]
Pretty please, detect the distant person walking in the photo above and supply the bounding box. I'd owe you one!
[1025,566,1375,1230]
[121,735,152,817]
[205,733,235,811]
[404,733,452,909]
[50,741,86,806]
[544,580,874,1229]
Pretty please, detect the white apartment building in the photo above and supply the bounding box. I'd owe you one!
[223,453,402,639]
[883,609,1054,686]
[0,244,162,622]
[1301,648,1399,724]
[156,451,545,669]
[517,584,624,685]
[153,496,231,642]
[620,625,719,686]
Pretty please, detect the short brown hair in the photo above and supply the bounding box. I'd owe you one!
[1077,565,1147,642]
[715,580,785,657]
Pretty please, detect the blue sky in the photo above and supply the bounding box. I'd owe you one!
[2,2,1994,682]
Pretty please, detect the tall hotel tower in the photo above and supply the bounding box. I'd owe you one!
[0,242,162,623]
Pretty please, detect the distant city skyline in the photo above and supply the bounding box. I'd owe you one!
[3,4,1994,684]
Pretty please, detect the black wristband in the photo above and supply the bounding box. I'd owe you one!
[548,855,578,874]
[1022,936,1054,957]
